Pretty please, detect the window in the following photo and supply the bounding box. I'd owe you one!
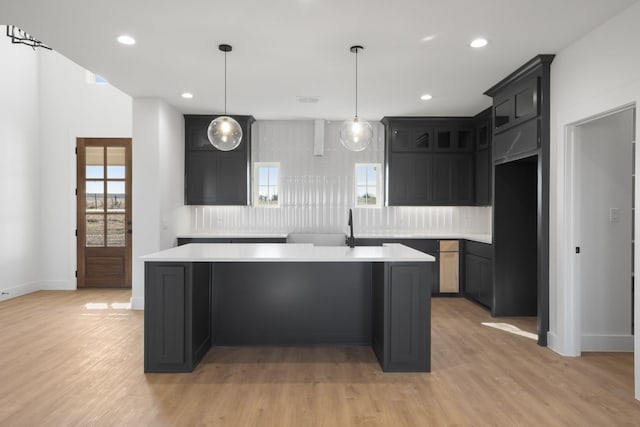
[355,163,382,207]
[254,163,280,207]
[86,71,108,85]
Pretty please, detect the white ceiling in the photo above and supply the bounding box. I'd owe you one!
[1,0,637,120]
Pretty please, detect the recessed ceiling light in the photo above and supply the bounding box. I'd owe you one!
[117,35,136,45]
[420,94,433,101]
[181,92,194,99]
[470,38,488,48]
[420,35,436,43]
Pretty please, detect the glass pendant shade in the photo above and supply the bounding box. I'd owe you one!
[207,116,243,151]
[339,116,373,152]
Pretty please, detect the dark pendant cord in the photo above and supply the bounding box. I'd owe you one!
[355,48,358,119]
[224,50,227,115]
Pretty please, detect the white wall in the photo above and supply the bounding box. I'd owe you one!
[188,120,491,237]
[38,48,132,290]
[131,99,186,309]
[0,25,132,300]
[0,29,41,301]
[577,110,634,351]
[549,1,640,399]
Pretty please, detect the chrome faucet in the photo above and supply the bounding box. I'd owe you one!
[347,208,355,248]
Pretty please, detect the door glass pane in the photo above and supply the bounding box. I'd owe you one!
[515,87,535,118]
[86,181,104,212]
[107,147,126,179]
[86,147,104,179]
[86,214,104,247]
[107,181,125,212]
[107,214,126,247]
[415,130,430,149]
[437,130,451,149]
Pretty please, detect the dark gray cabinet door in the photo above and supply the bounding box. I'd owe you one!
[184,115,254,205]
[432,154,474,204]
[388,153,432,205]
[186,151,218,204]
[463,241,494,310]
[145,264,186,370]
[145,262,212,373]
[475,148,491,205]
[385,263,430,372]
[215,151,247,204]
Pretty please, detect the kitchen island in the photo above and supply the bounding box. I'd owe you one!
[142,243,435,373]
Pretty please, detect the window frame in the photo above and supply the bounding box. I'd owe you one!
[253,162,281,208]
[354,163,382,208]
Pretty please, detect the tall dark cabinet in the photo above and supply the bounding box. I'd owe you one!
[484,55,554,345]
[184,115,255,205]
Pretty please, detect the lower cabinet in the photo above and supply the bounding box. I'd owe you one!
[144,262,211,372]
[438,240,459,293]
[372,262,431,372]
[463,241,493,309]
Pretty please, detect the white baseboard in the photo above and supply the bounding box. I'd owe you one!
[581,334,634,352]
[547,331,560,354]
[0,281,41,302]
[40,280,76,291]
[547,331,581,357]
[130,296,144,310]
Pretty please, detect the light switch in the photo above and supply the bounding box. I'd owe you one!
[609,208,620,223]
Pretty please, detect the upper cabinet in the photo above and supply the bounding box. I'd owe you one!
[390,125,433,151]
[383,117,476,206]
[184,115,255,205]
[484,55,554,164]
[474,107,493,206]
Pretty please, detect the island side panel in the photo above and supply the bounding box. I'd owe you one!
[191,263,212,367]
[144,262,211,373]
[211,262,372,346]
[383,262,431,372]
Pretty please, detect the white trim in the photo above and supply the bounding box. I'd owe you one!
[581,334,634,352]
[354,163,383,208]
[0,281,41,302]
[253,162,280,208]
[130,296,144,310]
[561,104,636,357]
[40,280,76,291]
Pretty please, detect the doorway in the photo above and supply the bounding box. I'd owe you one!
[494,157,538,321]
[76,138,132,288]
[574,108,635,352]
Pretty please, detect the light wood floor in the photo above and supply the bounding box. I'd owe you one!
[0,290,638,426]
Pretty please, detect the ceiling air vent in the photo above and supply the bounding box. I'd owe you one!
[297,96,319,104]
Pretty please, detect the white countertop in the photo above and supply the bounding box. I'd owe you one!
[177,233,492,244]
[141,243,435,263]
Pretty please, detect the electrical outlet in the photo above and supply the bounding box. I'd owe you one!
[610,208,620,223]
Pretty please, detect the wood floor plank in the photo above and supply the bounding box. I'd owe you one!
[0,290,638,426]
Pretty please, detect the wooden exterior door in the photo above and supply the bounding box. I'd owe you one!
[76,138,132,288]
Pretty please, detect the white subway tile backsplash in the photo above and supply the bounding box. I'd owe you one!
[186,120,491,236]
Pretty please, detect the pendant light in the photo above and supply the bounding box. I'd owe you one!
[208,44,242,151]
[339,45,373,152]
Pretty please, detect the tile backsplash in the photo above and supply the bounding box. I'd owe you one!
[187,120,491,235]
